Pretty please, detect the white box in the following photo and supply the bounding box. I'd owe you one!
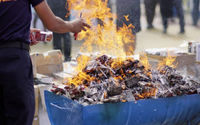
[196,43,200,62]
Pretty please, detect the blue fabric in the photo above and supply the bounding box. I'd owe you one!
[0,0,43,43]
[45,91,200,125]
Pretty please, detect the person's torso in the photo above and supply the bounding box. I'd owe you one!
[0,0,32,43]
[46,0,69,20]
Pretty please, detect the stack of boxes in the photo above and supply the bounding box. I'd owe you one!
[31,50,64,125]
[31,50,64,76]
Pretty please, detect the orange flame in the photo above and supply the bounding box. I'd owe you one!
[0,0,14,2]
[124,15,129,22]
[67,0,135,72]
[136,87,157,100]
[66,55,93,86]
[140,53,151,70]
[158,51,177,69]
[76,55,91,71]
[67,71,95,86]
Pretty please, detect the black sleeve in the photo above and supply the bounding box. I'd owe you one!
[30,0,44,7]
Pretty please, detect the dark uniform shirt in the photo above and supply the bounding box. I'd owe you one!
[0,0,43,44]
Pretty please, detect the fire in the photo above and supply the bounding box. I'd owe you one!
[124,15,129,22]
[76,55,91,71]
[140,53,151,70]
[67,55,93,86]
[67,71,95,86]
[158,51,177,69]
[0,0,14,2]
[136,88,157,100]
[67,0,135,72]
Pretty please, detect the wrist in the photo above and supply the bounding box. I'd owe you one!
[66,21,74,32]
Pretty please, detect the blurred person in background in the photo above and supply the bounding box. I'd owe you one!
[116,0,141,54]
[47,0,72,61]
[144,0,159,29]
[32,8,39,29]
[0,0,90,124]
[160,0,185,34]
[192,0,200,26]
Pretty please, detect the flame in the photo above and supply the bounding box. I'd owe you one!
[76,55,91,71]
[111,57,124,68]
[137,88,157,99]
[158,51,177,69]
[66,55,94,86]
[0,0,14,2]
[67,0,135,72]
[124,15,129,22]
[67,71,95,86]
[140,53,151,70]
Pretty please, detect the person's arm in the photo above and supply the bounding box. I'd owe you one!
[34,1,90,33]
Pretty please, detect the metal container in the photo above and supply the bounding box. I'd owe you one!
[44,91,200,125]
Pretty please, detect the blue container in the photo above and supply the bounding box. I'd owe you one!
[44,91,200,125]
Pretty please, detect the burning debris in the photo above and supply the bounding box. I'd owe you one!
[51,55,200,106]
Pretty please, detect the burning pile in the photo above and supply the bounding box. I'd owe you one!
[49,0,200,106]
[51,55,200,106]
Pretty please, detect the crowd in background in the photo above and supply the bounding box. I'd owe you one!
[116,0,200,35]
[32,0,200,60]
[144,0,200,34]
[116,0,199,53]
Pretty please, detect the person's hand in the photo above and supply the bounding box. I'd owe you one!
[70,19,90,33]
[30,28,40,46]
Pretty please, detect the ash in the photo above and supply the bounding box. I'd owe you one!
[51,55,200,106]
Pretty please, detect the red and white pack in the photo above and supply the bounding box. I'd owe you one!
[30,31,53,43]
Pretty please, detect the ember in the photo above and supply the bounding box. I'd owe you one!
[51,55,200,105]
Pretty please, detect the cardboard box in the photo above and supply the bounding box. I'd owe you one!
[31,50,64,76]
[37,64,63,75]
[47,50,63,65]
[38,84,51,110]
[53,72,73,83]
[34,86,39,117]
[31,53,46,66]
[146,53,196,69]
[196,43,200,62]
[31,50,63,67]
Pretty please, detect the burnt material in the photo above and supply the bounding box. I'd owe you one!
[51,55,200,105]
[125,77,140,88]
[107,85,122,96]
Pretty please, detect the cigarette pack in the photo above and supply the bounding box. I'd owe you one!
[33,31,53,42]
[36,31,52,42]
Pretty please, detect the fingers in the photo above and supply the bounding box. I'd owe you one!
[31,28,40,33]
[80,19,90,30]
[82,26,87,31]
[30,33,38,46]
[30,41,39,46]
[80,21,90,32]
[70,18,90,33]
[30,28,41,46]
[83,22,91,28]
